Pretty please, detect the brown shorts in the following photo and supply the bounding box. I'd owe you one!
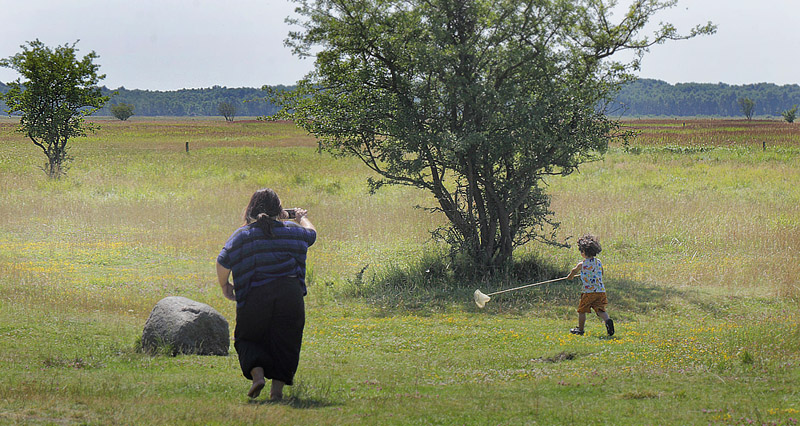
[577,292,608,313]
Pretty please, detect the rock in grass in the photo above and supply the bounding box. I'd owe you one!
[142,296,229,356]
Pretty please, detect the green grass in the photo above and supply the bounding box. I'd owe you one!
[1,117,799,425]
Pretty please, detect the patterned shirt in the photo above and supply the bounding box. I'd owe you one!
[218,221,316,307]
[580,257,605,293]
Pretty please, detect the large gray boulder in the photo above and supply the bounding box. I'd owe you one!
[142,296,229,356]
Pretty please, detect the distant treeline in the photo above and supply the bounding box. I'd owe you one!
[613,79,800,117]
[96,85,291,117]
[2,79,800,118]
[0,82,289,118]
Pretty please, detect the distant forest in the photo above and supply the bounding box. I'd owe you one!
[2,79,800,118]
[0,83,290,118]
[94,85,291,117]
[612,79,800,118]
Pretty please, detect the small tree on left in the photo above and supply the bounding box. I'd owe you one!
[0,40,108,178]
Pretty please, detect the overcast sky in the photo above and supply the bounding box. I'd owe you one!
[1,0,798,91]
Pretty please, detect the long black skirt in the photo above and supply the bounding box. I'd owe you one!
[234,276,305,385]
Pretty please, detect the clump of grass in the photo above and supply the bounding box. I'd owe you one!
[536,351,577,363]
[136,336,178,357]
[280,377,338,409]
[619,390,662,400]
[42,356,91,369]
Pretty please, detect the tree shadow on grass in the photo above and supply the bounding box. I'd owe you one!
[471,276,725,318]
[347,255,722,318]
[453,277,685,317]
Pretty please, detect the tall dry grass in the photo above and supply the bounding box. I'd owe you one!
[0,118,440,320]
[621,118,800,148]
[538,119,800,300]
[2,117,798,316]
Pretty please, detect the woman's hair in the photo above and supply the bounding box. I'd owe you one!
[243,188,282,235]
[577,234,602,257]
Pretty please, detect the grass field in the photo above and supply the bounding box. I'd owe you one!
[0,117,798,425]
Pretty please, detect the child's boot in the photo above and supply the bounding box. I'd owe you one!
[605,319,615,336]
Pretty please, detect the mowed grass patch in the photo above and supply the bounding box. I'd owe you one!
[1,297,797,425]
[1,118,799,424]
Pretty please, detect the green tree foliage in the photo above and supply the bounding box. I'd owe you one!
[738,97,755,120]
[781,105,797,123]
[0,40,108,178]
[218,101,237,122]
[274,0,715,272]
[110,102,135,121]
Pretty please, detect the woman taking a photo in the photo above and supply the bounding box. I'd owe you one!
[216,188,316,400]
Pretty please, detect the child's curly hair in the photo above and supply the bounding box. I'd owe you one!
[577,234,602,257]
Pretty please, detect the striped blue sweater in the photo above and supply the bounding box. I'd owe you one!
[217,221,316,307]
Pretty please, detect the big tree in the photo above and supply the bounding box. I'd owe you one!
[1,40,108,179]
[275,0,714,272]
